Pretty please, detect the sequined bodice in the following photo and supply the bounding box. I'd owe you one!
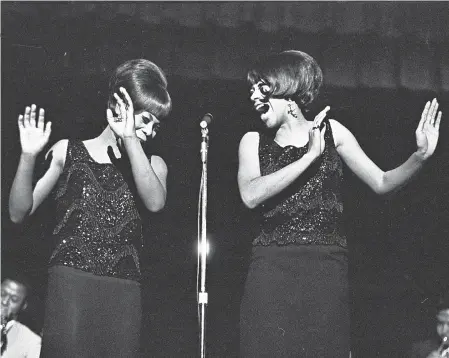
[49,140,142,281]
[254,121,347,247]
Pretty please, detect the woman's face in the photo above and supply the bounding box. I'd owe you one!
[114,102,160,142]
[250,81,289,128]
[134,111,160,141]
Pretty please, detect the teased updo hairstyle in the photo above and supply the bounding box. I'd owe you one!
[108,59,172,119]
[247,50,323,109]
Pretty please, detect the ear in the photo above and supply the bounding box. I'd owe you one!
[22,301,28,311]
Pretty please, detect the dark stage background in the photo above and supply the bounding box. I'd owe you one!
[2,2,449,357]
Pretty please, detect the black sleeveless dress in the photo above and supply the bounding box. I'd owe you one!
[240,121,350,358]
[41,140,143,358]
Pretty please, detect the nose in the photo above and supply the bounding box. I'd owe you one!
[250,87,263,102]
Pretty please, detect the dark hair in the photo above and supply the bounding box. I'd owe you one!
[1,271,33,297]
[247,50,323,109]
[108,59,172,119]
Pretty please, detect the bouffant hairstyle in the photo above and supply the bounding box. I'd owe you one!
[108,59,172,119]
[247,50,323,109]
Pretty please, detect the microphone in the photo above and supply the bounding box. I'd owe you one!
[200,113,213,129]
[200,113,212,163]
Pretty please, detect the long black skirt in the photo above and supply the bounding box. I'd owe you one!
[240,244,350,358]
[41,265,141,358]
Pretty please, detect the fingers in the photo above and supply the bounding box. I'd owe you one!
[19,105,46,130]
[119,87,134,113]
[37,108,45,131]
[119,87,136,133]
[106,108,115,124]
[313,106,330,129]
[321,123,327,139]
[428,98,439,126]
[309,120,322,141]
[418,98,439,131]
[44,121,52,138]
[30,104,37,127]
[435,111,442,130]
[18,114,25,129]
[418,100,430,131]
[23,106,31,128]
[114,93,127,121]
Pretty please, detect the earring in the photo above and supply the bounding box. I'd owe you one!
[287,100,298,118]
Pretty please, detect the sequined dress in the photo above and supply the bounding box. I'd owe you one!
[41,139,143,358]
[254,120,346,247]
[240,121,350,358]
[49,139,142,282]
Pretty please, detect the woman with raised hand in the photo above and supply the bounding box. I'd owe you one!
[237,50,442,357]
[9,59,172,357]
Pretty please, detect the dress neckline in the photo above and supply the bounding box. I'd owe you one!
[273,139,308,150]
[77,140,115,166]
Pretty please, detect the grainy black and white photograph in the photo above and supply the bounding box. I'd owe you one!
[1,2,449,357]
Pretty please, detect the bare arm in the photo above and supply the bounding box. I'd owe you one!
[9,104,66,223]
[237,107,330,209]
[332,99,442,195]
[123,138,167,211]
[237,132,316,208]
[108,87,167,212]
[9,145,65,223]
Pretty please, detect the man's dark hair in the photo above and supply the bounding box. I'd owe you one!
[1,265,33,297]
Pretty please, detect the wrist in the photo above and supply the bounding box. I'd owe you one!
[122,136,141,149]
[413,149,428,162]
[303,151,319,164]
[20,152,38,161]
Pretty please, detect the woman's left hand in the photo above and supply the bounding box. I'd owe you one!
[415,98,442,160]
[106,87,138,140]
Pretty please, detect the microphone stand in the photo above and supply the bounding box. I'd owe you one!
[198,122,209,358]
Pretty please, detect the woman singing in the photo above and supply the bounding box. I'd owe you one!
[237,50,442,357]
[9,59,172,357]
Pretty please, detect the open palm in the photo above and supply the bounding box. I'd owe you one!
[415,98,442,159]
[18,105,52,156]
[106,87,138,140]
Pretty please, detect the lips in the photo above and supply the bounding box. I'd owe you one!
[254,103,269,114]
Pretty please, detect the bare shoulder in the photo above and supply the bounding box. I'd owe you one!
[328,119,354,147]
[47,139,69,167]
[328,119,347,131]
[150,155,168,174]
[239,131,260,149]
[241,131,259,142]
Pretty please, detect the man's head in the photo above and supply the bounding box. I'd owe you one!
[1,274,31,323]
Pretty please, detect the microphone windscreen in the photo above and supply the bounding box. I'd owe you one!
[200,113,213,128]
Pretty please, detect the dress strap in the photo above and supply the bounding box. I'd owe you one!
[66,139,94,165]
[323,119,337,149]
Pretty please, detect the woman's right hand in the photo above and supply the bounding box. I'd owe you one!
[18,104,52,156]
[307,106,330,159]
